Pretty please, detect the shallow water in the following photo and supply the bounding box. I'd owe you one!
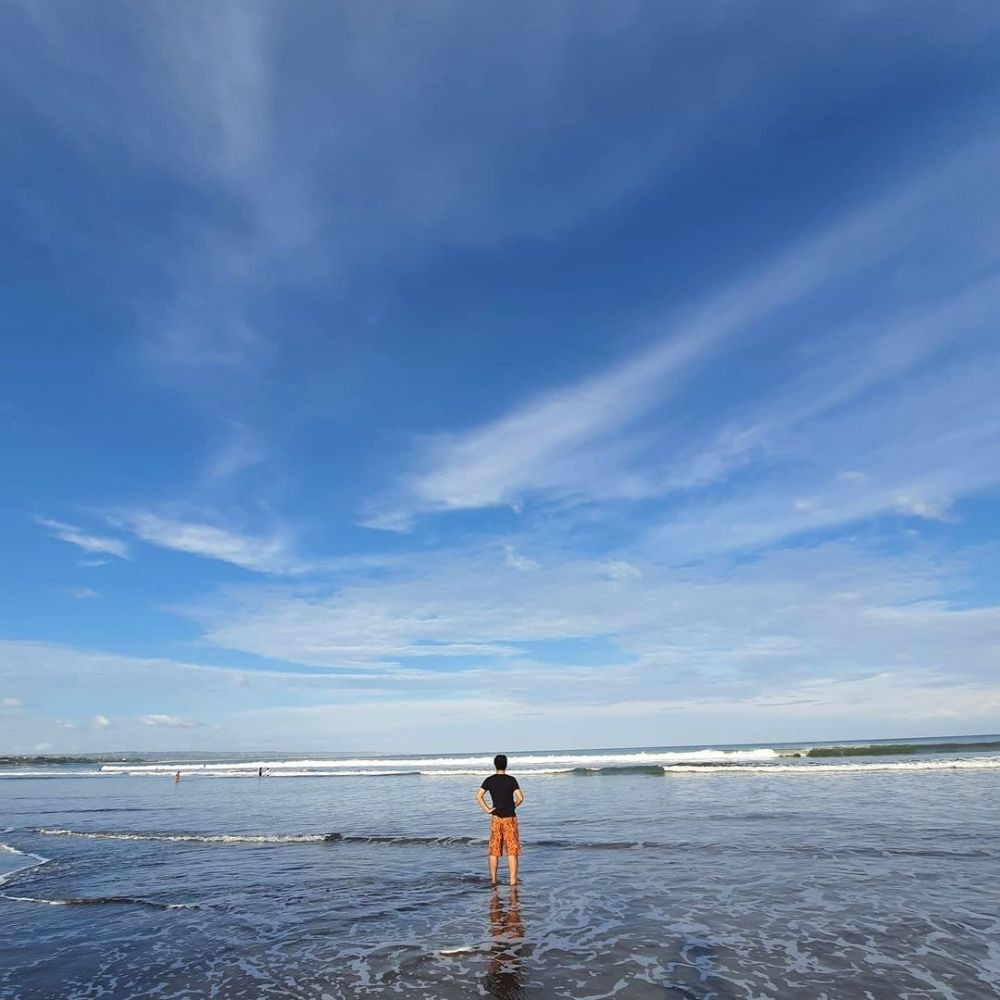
[3,747,1000,998]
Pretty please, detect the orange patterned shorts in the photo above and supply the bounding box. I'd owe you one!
[488,815,521,857]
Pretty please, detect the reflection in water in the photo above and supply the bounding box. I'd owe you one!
[484,887,526,999]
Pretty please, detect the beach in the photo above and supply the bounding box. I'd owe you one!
[2,738,1000,998]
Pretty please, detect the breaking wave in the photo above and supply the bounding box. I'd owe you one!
[804,739,1000,757]
[662,756,1000,774]
[97,748,780,778]
[83,750,1000,779]
[7,741,1000,782]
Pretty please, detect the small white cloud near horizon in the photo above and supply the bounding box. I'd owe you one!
[505,545,540,571]
[69,587,99,600]
[141,713,203,729]
[3,696,23,708]
[603,560,643,583]
[35,516,129,559]
[55,715,112,730]
[894,495,954,521]
[838,469,870,484]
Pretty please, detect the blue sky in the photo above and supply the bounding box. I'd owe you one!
[3,2,1000,753]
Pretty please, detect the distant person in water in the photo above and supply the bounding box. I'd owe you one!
[174,771,180,783]
[476,754,523,886]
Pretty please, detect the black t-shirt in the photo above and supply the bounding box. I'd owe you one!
[481,773,520,817]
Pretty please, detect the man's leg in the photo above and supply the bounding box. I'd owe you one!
[488,854,499,884]
[506,818,520,886]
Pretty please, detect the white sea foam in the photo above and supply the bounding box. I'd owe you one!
[419,767,578,777]
[2,892,199,909]
[201,769,417,779]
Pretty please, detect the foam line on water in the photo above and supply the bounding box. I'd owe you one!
[31,828,656,850]
[34,828,486,847]
[0,771,122,779]
[0,841,53,897]
[27,828,1000,861]
[3,838,200,910]
[3,893,199,909]
[36,828,328,844]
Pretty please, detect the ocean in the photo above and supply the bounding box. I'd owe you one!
[2,736,999,999]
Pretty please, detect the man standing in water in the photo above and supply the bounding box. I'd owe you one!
[476,754,523,886]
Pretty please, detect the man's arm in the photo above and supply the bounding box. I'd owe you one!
[475,788,494,815]
[513,787,524,808]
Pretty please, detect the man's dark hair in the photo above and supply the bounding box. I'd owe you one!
[494,753,508,771]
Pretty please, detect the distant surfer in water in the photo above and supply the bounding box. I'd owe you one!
[476,754,523,886]
[173,771,180,783]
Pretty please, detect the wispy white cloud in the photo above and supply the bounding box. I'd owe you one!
[227,670,1000,750]
[13,3,988,389]
[204,422,266,481]
[367,138,1000,527]
[34,516,129,559]
[5,6,1000,756]
[110,510,306,575]
[3,554,1000,753]
[2,2,290,377]
[69,587,99,600]
[649,327,1000,558]
[3,697,23,708]
[186,540,999,713]
[141,713,202,729]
